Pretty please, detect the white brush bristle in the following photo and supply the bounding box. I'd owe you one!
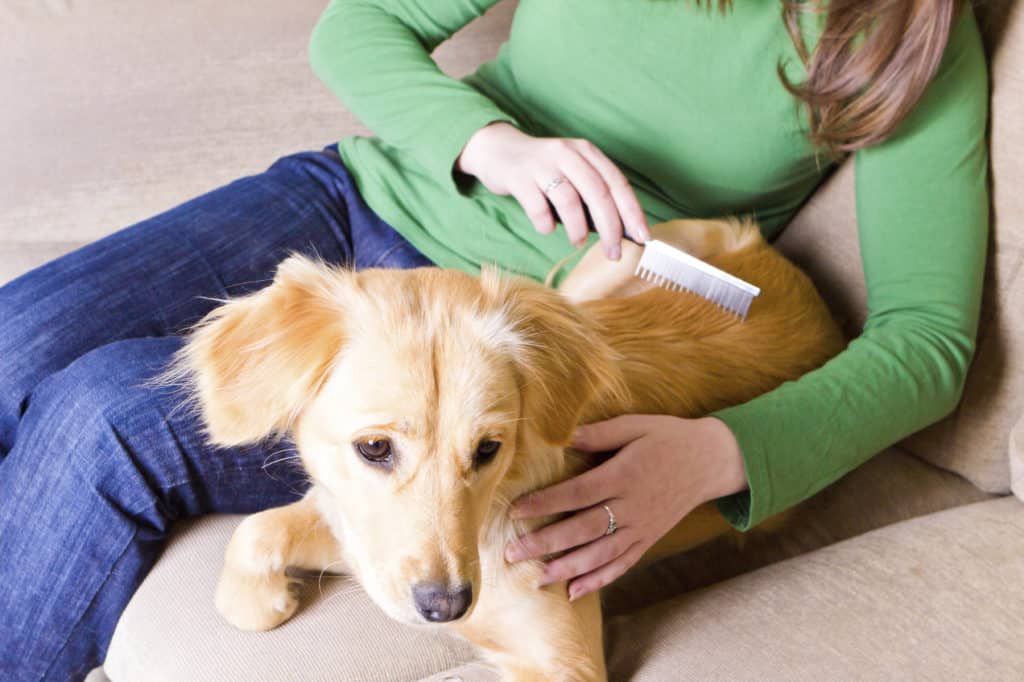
[634,240,761,319]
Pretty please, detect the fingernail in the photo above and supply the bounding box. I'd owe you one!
[568,585,581,601]
[635,225,651,243]
[608,244,621,261]
[505,542,521,563]
[571,427,585,445]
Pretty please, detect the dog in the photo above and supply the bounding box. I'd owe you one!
[168,218,845,681]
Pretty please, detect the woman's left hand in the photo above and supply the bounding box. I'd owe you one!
[505,415,747,600]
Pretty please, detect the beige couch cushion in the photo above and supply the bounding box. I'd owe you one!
[602,447,991,616]
[605,496,1024,681]
[0,0,517,285]
[776,3,1024,493]
[103,513,478,682]
[104,447,990,680]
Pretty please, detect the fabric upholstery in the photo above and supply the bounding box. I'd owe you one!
[83,668,109,682]
[602,447,992,617]
[604,496,1024,681]
[1011,412,1024,500]
[102,513,479,682]
[103,447,990,680]
[0,0,516,285]
[420,663,498,682]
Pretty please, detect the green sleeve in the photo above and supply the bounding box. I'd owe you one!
[308,0,520,194]
[710,8,990,531]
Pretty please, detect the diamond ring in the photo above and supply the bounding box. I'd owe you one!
[602,503,618,536]
[541,176,566,194]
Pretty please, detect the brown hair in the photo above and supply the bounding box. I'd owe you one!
[696,0,962,155]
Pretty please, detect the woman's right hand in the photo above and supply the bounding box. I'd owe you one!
[455,121,651,261]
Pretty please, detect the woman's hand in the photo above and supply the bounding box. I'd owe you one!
[505,415,747,600]
[455,121,651,260]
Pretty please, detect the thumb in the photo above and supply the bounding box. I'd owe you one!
[571,414,660,452]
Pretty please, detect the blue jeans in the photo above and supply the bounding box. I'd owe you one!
[0,148,433,681]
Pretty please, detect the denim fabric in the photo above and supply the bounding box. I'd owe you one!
[0,148,433,681]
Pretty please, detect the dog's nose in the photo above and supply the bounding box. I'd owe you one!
[412,582,473,623]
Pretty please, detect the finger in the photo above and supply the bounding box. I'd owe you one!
[567,540,644,601]
[571,414,663,452]
[510,464,616,520]
[557,150,623,260]
[510,180,556,235]
[505,504,611,563]
[538,530,633,586]
[573,140,651,243]
[542,177,589,247]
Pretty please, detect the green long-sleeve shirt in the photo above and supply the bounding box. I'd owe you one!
[309,0,989,530]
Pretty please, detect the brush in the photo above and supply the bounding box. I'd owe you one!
[634,239,761,319]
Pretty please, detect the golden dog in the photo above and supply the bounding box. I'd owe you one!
[168,218,844,681]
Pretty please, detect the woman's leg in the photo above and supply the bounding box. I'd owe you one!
[0,147,430,457]
[0,337,311,681]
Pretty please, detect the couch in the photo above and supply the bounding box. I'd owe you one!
[2,1,1022,679]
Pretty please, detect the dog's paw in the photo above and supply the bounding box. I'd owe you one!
[214,511,305,631]
[215,566,301,631]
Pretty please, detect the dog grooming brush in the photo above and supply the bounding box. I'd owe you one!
[635,240,761,319]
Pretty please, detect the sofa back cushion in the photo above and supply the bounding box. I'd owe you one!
[776,2,1024,492]
[1012,413,1024,500]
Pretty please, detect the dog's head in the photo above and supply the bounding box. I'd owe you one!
[172,255,623,625]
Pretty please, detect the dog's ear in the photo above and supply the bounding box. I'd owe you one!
[483,268,625,446]
[168,255,349,447]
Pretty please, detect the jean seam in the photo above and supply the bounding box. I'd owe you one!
[39,521,140,682]
[369,240,407,268]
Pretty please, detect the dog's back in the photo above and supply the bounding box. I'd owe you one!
[560,218,847,560]
[565,218,846,422]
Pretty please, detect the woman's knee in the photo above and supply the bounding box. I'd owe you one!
[16,336,306,518]
[27,336,181,424]
[14,338,189,525]
[266,148,347,182]
[0,258,176,452]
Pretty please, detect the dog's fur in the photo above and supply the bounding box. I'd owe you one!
[168,218,845,681]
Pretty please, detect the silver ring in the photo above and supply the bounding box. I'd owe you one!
[602,503,618,536]
[541,176,566,194]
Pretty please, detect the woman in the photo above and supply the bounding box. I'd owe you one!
[0,0,988,679]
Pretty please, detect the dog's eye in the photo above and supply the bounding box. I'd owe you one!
[474,439,502,468]
[355,437,393,465]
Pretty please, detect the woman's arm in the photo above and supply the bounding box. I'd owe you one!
[309,0,518,193]
[504,7,989,598]
[712,5,990,530]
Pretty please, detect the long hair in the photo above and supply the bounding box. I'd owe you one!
[696,0,962,155]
